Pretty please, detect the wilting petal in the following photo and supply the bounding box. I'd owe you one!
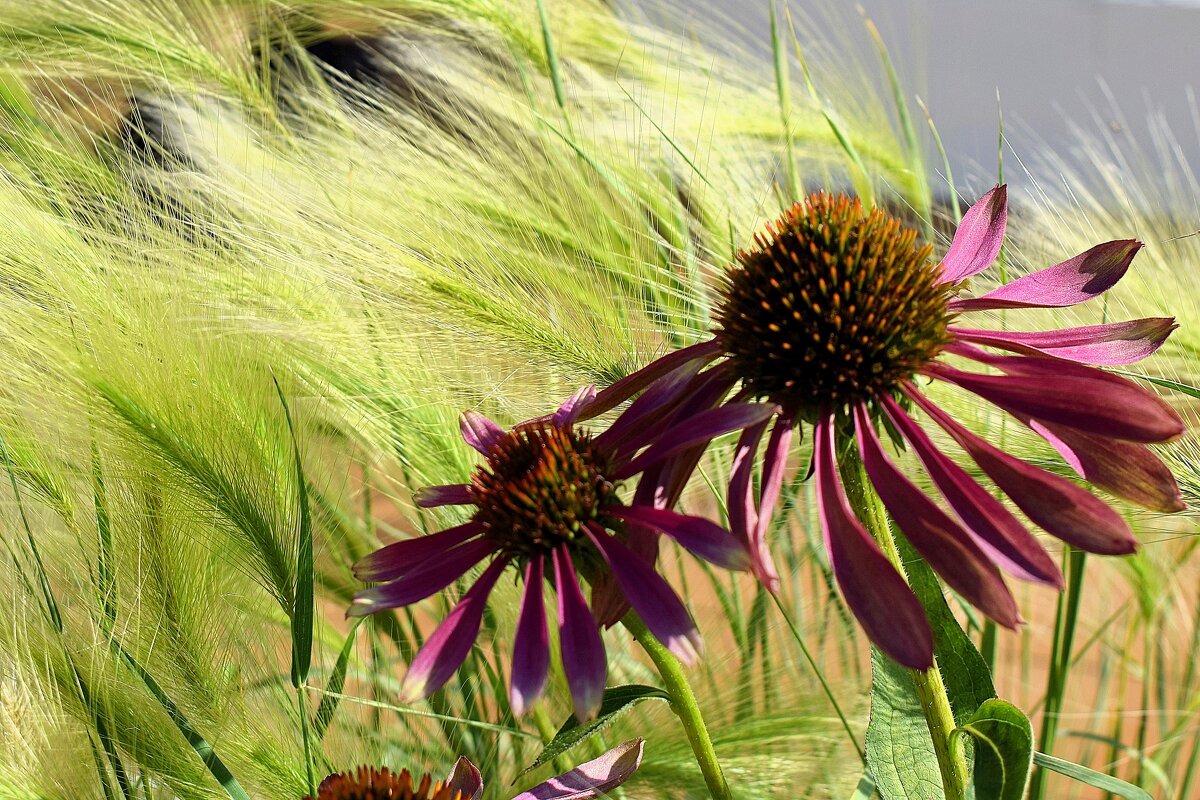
[579,339,723,419]
[879,394,1063,587]
[1023,415,1185,513]
[854,405,1020,627]
[399,557,509,701]
[413,484,473,508]
[353,522,483,582]
[928,358,1184,443]
[939,185,1007,283]
[445,757,484,800]
[613,401,779,479]
[553,385,598,427]
[350,537,495,614]
[510,557,550,716]
[611,506,751,571]
[727,421,767,561]
[906,388,1136,555]
[813,414,933,670]
[587,524,702,665]
[951,317,1176,366]
[514,739,645,800]
[951,240,1141,311]
[554,546,607,721]
[460,411,506,455]
[752,418,794,591]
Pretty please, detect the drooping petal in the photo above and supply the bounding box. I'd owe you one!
[727,420,767,562]
[938,185,1007,283]
[413,484,474,508]
[352,521,483,582]
[813,413,934,670]
[1022,415,1185,513]
[586,524,702,665]
[594,359,707,454]
[398,557,509,701]
[553,546,607,721]
[611,505,751,571]
[928,358,1184,443]
[578,339,723,420]
[510,557,550,717]
[613,401,779,479]
[513,739,645,800]
[950,239,1141,311]
[460,411,506,455]
[951,317,1176,366]
[879,394,1063,587]
[445,758,484,800]
[350,537,496,615]
[553,385,598,427]
[854,405,1021,627]
[906,388,1136,555]
[751,417,794,592]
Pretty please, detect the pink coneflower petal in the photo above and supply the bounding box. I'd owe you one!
[594,359,707,454]
[950,240,1141,312]
[928,358,1184,443]
[610,505,751,571]
[951,317,1176,366]
[352,522,483,582]
[727,420,767,559]
[510,557,550,717]
[1023,415,1185,513]
[399,557,510,701]
[350,537,495,614]
[553,546,607,721]
[814,413,933,670]
[938,184,1007,284]
[746,419,792,592]
[445,757,483,800]
[580,339,723,419]
[879,394,1063,587]
[586,524,702,665]
[853,405,1021,628]
[613,401,778,479]
[553,385,598,427]
[460,411,506,455]
[413,484,474,508]
[907,388,1137,555]
[513,739,645,800]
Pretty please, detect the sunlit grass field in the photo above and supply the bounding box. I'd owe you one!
[0,1,1197,798]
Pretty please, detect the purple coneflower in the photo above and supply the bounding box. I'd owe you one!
[577,189,1185,669]
[305,738,642,800]
[349,387,772,720]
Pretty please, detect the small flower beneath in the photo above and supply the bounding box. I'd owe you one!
[306,739,643,800]
[577,189,1185,670]
[350,386,770,720]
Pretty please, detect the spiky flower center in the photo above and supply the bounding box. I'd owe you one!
[471,423,618,557]
[306,768,459,800]
[715,193,953,414]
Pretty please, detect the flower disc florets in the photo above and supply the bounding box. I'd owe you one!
[470,422,618,558]
[306,767,459,800]
[716,193,954,414]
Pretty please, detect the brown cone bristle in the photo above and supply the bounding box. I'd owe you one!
[470,422,617,557]
[715,193,953,414]
[306,767,461,800]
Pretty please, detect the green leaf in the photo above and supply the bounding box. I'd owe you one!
[1032,752,1152,800]
[955,699,1033,800]
[274,376,313,688]
[865,535,996,800]
[314,618,363,739]
[520,684,669,777]
[849,773,877,800]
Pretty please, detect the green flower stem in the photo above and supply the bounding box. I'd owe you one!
[839,449,969,800]
[622,612,732,800]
